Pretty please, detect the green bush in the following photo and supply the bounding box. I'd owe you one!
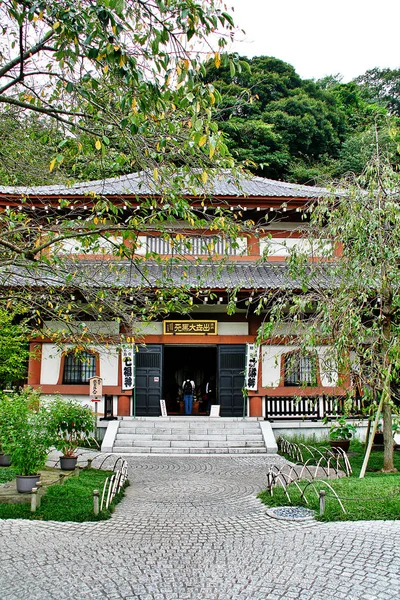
[46,397,96,457]
[0,388,54,475]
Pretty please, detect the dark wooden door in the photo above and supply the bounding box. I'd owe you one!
[135,345,163,416]
[218,345,246,417]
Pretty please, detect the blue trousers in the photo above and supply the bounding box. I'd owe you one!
[184,394,193,415]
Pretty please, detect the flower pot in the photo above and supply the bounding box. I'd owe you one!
[59,455,78,471]
[16,474,40,493]
[0,453,11,467]
[329,439,350,453]
[374,432,384,445]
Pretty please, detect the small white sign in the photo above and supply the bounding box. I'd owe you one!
[210,405,220,417]
[90,376,103,397]
[160,399,167,417]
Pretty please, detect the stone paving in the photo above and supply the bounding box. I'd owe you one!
[0,454,400,600]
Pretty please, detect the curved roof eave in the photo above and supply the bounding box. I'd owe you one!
[0,170,331,201]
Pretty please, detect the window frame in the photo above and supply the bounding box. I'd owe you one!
[60,350,99,385]
[282,350,318,387]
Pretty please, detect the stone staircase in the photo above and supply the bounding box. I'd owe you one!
[109,417,270,454]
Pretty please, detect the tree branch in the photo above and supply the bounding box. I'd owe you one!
[0,29,55,80]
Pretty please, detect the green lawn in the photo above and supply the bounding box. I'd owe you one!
[258,439,400,521]
[0,468,127,521]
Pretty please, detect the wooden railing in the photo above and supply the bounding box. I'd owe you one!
[265,395,365,420]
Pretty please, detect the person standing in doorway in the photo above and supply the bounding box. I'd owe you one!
[182,377,195,415]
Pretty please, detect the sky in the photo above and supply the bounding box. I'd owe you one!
[226,0,400,82]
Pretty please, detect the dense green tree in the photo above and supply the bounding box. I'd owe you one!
[206,56,348,182]
[0,309,29,388]
[0,111,65,185]
[0,0,238,180]
[355,67,400,117]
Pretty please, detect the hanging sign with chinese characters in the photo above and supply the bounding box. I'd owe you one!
[245,344,260,391]
[89,376,103,402]
[121,345,135,391]
[163,320,217,335]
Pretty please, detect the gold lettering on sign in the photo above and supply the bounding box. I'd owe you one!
[163,320,217,335]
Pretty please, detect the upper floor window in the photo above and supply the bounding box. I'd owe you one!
[62,351,97,384]
[143,236,246,256]
[283,352,317,386]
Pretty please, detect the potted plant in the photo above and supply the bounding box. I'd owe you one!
[326,415,357,452]
[0,388,53,492]
[47,397,96,470]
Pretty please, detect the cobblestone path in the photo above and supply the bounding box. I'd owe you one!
[0,455,399,600]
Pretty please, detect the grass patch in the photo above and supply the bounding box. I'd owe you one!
[0,468,127,521]
[0,466,18,484]
[259,438,400,521]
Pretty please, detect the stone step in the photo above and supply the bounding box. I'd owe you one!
[117,425,261,433]
[112,446,267,454]
[118,425,262,435]
[120,416,262,422]
[115,433,263,442]
[114,439,265,449]
[112,418,267,455]
[118,420,261,429]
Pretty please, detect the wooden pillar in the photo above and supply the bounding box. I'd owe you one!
[28,343,42,385]
[117,395,131,416]
[249,395,262,417]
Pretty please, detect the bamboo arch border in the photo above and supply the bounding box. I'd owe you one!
[265,437,352,514]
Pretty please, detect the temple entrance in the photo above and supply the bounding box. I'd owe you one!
[163,345,217,415]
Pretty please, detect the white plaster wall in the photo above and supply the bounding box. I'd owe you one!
[41,343,119,386]
[136,236,147,255]
[98,347,119,386]
[260,237,331,257]
[316,346,339,386]
[261,345,287,388]
[261,344,339,388]
[132,321,163,335]
[58,236,123,255]
[41,344,62,385]
[235,237,248,254]
[44,321,120,336]
[218,322,248,335]
[271,420,367,442]
[42,393,93,405]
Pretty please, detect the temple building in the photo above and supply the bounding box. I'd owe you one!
[0,171,344,429]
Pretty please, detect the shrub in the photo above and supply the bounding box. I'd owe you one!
[47,397,96,457]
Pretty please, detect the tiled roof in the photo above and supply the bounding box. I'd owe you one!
[1,260,333,291]
[0,170,328,199]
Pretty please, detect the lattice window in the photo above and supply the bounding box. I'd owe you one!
[62,352,97,384]
[146,236,242,256]
[284,352,317,387]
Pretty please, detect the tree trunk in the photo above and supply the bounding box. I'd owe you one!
[381,314,395,472]
[359,396,383,479]
[382,400,396,472]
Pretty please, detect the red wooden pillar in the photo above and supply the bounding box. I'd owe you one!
[249,395,262,417]
[117,395,130,416]
[28,342,42,385]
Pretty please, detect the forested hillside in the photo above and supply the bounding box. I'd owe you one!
[2,57,399,186]
[205,57,400,184]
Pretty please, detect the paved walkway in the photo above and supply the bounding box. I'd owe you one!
[0,454,399,600]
